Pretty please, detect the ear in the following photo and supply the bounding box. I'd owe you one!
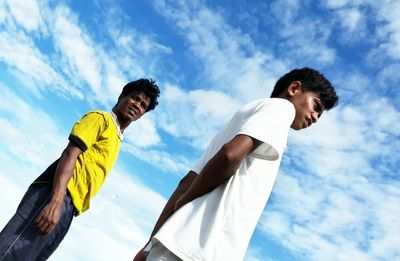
[287,81,302,97]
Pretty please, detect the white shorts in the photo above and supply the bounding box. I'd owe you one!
[146,241,182,261]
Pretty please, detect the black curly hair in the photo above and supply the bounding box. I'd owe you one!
[270,67,338,110]
[118,78,160,111]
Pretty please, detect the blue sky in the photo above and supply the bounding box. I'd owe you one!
[0,0,399,260]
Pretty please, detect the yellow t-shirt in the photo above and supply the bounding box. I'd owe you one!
[67,110,122,215]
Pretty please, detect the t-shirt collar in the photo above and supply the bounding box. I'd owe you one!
[110,110,124,141]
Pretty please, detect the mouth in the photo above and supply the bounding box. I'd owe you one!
[128,107,138,116]
[305,118,312,128]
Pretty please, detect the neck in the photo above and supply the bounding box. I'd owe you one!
[112,107,130,133]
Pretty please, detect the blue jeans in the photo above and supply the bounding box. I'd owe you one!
[0,186,74,261]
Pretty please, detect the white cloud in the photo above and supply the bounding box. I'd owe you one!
[0,85,66,167]
[52,167,167,260]
[244,246,274,261]
[125,114,161,148]
[157,83,241,149]
[0,1,6,24]
[0,29,81,99]
[375,0,400,59]
[0,85,167,260]
[261,211,291,238]
[0,2,163,149]
[20,3,167,150]
[49,6,102,95]
[5,0,42,32]
[102,3,175,86]
[123,144,191,175]
[153,0,287,101]
[1,1,400,260]
[323,0,354,9]
[269,0,336,66]
[258,88,400,260]
[337,8,363,31]
[0,162,167,261]
[324,0,400,61]
[0,150,30,227]
[100,58,127,105]
[105,5,172,56]
[377,63,400,93]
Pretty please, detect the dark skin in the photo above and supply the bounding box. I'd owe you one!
[36,91,151,235]
[36,142,82,234]
[133,82,326,260]
[133,134,262,260]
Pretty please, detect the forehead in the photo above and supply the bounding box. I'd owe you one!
[126,90,150,101]
[306,91,323,103]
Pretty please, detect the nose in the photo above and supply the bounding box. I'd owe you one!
[131,99,141,110]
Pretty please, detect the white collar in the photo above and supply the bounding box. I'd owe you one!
[110,110,124,141]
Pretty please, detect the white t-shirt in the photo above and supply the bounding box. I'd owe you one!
[153,98,295,261]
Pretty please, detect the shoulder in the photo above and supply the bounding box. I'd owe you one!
[82,110,108,117]
[80,110,110,121]
[76,110,111,127]
[240,98,295,116]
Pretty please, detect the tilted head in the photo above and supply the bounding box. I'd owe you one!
[271,67,339,130]
[114,78,160,128]
[118,78,160,112]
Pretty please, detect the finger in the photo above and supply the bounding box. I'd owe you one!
[36,217,50,234]
[36,210,52,234]
[35,209,47,227]
[44,223,54,235]
[40,216,58,235]
[38,221,53,235]
[37,223,47,235]
[37,221,50,235]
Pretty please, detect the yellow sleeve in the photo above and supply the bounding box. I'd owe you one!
[68,111,107,151]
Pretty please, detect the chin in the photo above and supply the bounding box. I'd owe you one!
[131,115,141,121]
[290,125,301,130]
[292,123,308,130]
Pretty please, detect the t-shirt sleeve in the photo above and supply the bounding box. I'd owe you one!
[68,111,107,151]
[237,99,295,160]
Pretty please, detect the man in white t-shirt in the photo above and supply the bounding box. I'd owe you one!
[133,67,339,261]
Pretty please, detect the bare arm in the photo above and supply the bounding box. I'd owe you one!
[133,171,197,261]
[174,134,262,211]
[133,134,261,261]
[150,171,197,238]
[35,141,82,235]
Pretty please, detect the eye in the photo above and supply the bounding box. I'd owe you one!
[314,102,320,111]
[314,100,323,117]
[140,102,148,111]
[129,94,148,111]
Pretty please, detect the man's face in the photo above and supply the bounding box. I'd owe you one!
[117,91,151,122]
[289,90,324,130]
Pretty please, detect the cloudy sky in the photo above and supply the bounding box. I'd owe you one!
[0,0,399,260]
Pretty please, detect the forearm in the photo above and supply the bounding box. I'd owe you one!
[133,172,197,261]
[36,141,82,234]
[51,151,76,201]
[176,135,262,209]
[50,142,82,202]
[150,171,197,238]
[176,147,239,208]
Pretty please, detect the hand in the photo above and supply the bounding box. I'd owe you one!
[35,198,63,235]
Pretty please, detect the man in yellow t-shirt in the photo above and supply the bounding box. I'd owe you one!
[0,79,160,260]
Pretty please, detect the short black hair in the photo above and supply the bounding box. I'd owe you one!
[118,78,160,111]
[271,67,338,110]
